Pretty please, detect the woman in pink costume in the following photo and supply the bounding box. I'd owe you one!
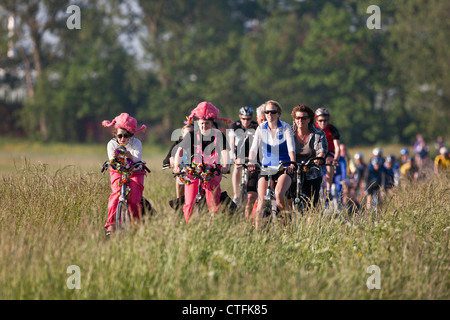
[102,113,147,234]
[173,102,232,223]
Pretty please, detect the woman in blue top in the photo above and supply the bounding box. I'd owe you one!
[248,100,296,228]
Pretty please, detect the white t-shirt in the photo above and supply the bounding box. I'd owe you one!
[107,137,142,163]
[250,120,295,166]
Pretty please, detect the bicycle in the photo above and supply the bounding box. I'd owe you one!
[175,153,223,218]
[320,163,338,210]
[364,182,383,216]
[292,156,326,217]
[248,160,298,228]
[233,130,255,208]
[101,159,151,234]
[163,162,187,210]
[235,157,250,210]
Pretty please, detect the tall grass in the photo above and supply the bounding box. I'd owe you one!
[0,157,448,300]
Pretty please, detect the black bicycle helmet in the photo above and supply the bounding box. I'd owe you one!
[315,107,330,117]
[239,106,254,116]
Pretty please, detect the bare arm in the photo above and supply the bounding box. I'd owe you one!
[173,147,183,174]
[221,148,230,174]
[248,127,261,170]
[333,139,340,164]
[315,152,325,165]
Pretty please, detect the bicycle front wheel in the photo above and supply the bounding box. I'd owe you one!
[293,194,305,217]
[115,201,129,229]
[238,183,247,208]
[261,206,272,229]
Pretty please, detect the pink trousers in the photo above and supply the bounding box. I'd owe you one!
[105,169,146,229]
[183,175,222,223]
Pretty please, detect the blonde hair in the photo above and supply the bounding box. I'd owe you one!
[264,100,282,115]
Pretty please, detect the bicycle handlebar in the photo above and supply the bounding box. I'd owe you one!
[243,160,298,176]
[172,151,226,179]
[244,157,329,174]
[180,153,229,175]
[298,156,325,167]
[101,160,151,173]
[278,161,298,171]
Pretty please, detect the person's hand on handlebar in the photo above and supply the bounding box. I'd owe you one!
[286,163,295,174]
[115,151,133,163]
[332,156,340,166]
[314,157,325,166]
[123,151,133,160]
[173,164,181,174]
[326,157,335,167]
[247,159,259,172]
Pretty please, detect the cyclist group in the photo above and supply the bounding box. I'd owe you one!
[166,100,339,228]
[330,137,449,212]
[101,102,449,234]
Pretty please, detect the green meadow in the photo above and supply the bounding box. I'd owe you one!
[0,140,448,299]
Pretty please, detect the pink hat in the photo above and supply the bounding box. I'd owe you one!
[185,101,233,125]
[102,113,147,134]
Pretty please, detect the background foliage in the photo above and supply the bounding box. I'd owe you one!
[0,0,449,146]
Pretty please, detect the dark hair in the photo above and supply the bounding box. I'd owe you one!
[114,128,133,137]
[193,118,218,129]
[291,104,315,125]
[193,116,214,122]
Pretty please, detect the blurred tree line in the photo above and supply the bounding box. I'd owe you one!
[0,0,448,147]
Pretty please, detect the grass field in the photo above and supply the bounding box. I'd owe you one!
[0,140,448,300]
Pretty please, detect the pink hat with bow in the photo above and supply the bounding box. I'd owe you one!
[185,101,233,125]
[102,113,147,134]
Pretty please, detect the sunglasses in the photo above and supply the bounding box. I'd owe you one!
[240,117,252,121]
[264,110,278,115]
[117,133,131,139]
[317,119,328,123]
[295,116,310,120]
